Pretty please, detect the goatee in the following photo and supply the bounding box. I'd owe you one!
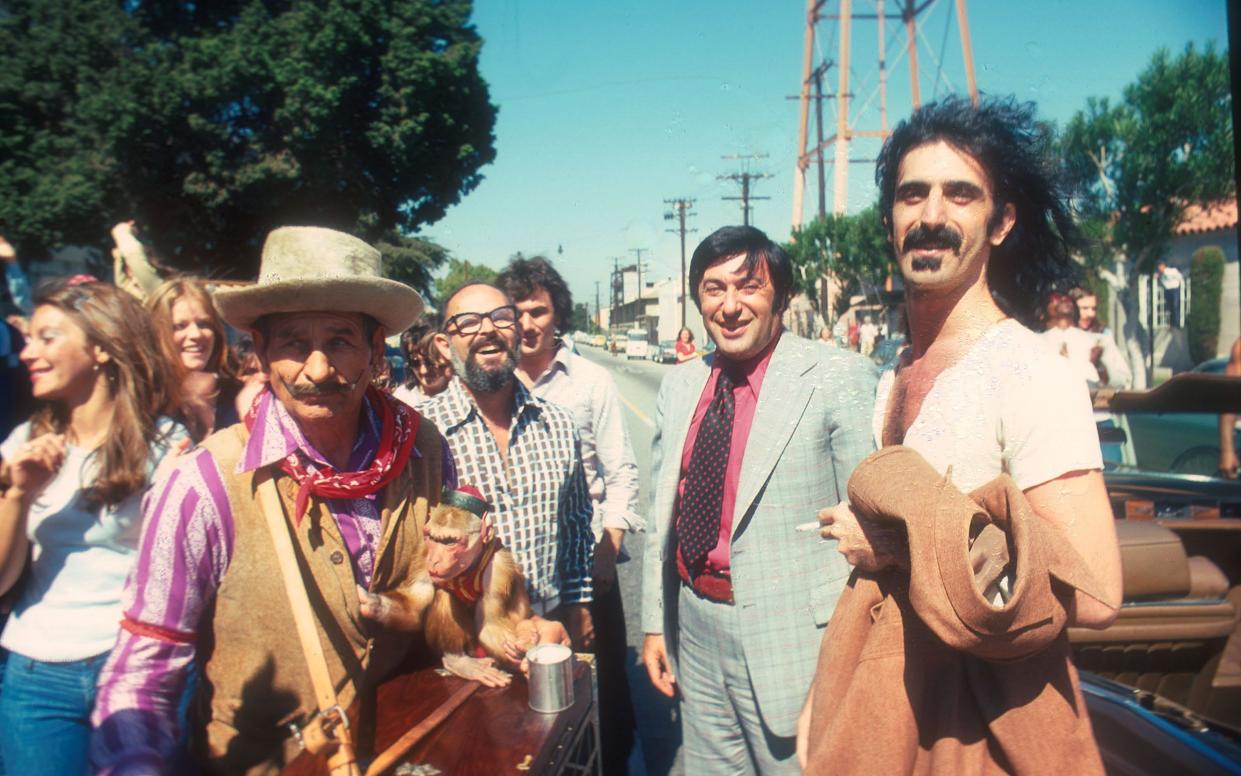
[451,343,517,393]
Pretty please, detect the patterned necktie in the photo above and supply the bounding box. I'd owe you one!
[677,367,736,576]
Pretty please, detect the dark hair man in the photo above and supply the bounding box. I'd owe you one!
[641,225,877,774]
[800,96,1123,773]
[497,256,641,775]
[418,282,596,647]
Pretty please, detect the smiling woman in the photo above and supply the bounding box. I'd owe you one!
[0,280,186,776]
[147,279,242,441]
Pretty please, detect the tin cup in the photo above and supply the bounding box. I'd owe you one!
[526,643,574,713]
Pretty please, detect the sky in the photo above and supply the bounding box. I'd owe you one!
[422,0,1231,313]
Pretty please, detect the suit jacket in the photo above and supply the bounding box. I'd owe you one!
[640,332,878,736]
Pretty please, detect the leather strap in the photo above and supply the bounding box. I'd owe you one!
[256,470,361,776]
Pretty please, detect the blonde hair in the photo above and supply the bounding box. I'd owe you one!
[30,281,180,507]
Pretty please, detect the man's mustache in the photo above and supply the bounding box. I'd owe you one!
[287,379,358,398]
[902,224,963,255]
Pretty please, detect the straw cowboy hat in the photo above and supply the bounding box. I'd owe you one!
[215,226,423,333]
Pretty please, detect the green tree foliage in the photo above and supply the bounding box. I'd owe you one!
[1187,246,1225,365]
[785,204,891,316]
[1058,42,1233,384]
[376,232,450,301]
[571,302,592,334]
[0,0,496,275]
[433,257,496,304]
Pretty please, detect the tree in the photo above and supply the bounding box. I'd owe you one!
[785,204,891,318]
[376,232,450,302]
[433,258,496,305]
[1187,246,1225,365]
[1059,42,1233,385]
[570,302,591,333]
[0,0,497,276]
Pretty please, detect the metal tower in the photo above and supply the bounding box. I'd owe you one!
[791,0,979,228]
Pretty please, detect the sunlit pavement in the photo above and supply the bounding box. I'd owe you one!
[575,345,684,776]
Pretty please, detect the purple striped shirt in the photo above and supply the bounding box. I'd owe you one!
[90,389,453,775]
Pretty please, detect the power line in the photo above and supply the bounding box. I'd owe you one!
[718,154,772,226]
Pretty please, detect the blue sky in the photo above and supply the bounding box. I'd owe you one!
[423,0,1231,311]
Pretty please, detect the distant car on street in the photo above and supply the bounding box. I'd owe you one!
[624,329,649,360]
[649,340,677,363]
[590,333,606,347]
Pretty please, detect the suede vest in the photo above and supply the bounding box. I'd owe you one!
[192,419,442,776]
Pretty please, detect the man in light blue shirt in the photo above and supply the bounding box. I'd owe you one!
[498,256,641,776]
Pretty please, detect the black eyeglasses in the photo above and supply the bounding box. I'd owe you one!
[444,305,518,336]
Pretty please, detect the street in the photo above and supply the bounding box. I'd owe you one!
[573,343,683,776]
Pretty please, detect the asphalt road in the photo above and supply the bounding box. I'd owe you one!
[573,344,685,776]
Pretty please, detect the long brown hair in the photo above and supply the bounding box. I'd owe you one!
[30,281,180,508]
[146,278,232,376]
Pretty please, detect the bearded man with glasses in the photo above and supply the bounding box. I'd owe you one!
[417,282,597,648]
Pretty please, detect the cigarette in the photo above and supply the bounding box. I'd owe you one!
[795,520,820,532]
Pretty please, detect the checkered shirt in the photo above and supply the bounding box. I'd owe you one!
[418,377,594,610]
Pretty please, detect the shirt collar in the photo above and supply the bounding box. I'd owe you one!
[712,327,783,388]
[438,375,542,432]
[529,340,572,387]
[238,388,382,474]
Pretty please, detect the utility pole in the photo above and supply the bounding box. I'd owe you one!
[629,248,649,298]
[664,198,697,328]
[718,154,771,226]
[611,257,621,333]
[594,280,601,332]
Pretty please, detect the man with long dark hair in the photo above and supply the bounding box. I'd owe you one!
[799,96,1123,773]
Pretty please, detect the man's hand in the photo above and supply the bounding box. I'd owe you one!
[561,603,595,651]
[511,615,572,673]
[819,502,906,572]
[642,633,677,698]
[591,528,623,595]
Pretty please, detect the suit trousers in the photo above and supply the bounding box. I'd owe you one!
[676,584,798,776]
[590,581,636,775]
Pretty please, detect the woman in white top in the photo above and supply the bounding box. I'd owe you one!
[0,279,185,775]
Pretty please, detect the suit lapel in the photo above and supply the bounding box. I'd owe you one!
[732,335,816,536]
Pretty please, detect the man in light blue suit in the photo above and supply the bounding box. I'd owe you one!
[640,225,877,774]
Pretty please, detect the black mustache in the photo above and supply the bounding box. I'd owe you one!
[902,224,962,254]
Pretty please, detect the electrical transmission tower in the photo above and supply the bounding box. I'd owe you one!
[663,198,697,328]
[791,0,979,228]
[718,154,772,226]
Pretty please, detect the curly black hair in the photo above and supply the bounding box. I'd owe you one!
[875,95,1081,327]
[496,256,574,334]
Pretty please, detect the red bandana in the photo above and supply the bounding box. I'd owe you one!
[245,386,420,522]
[435,538,502,605]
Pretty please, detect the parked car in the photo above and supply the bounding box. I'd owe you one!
[649,340,677,363]
[1067,372,1241,768]
[590,333,606,348]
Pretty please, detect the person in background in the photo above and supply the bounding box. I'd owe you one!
[0,237,32,318]
[497,256,641,774]
[817,326,833,345]
[1041,293,1104,390]
[858,315,879,357]
[1070,287,1131,389]
[147,279,242,441]
[1156,260,1184,328]
[675,327,698,363]
[0,279,185,776]
[394,319,453,406]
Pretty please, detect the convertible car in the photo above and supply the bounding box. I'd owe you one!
[1073,372,1241,774]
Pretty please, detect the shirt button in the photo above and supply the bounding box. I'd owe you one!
[330,550,345,565]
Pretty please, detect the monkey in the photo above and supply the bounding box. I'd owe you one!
[354,485,569,686]
[419,485,545,687]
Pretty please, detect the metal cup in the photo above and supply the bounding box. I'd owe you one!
[527,643,574,713]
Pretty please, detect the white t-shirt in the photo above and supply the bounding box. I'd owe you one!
[1159,267,1184,290]
[1040,325,1102,389]
[873,319,1102,493]
[0,418,185,661]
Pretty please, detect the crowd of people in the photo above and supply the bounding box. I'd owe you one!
[0,91,1180,776]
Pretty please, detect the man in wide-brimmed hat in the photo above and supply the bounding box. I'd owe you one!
[90,227,454,775]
